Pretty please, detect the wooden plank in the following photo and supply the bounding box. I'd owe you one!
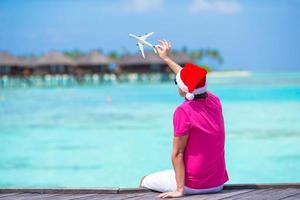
[255,188,300,200]
[83,194,113,200]
[179,189,255,200]
[128,192,160,200]
[125,192,158,200]
[224,183,300,190]
[260,188,300,200]
[11,193,63,200]
[0,188,119,194]
[26,193,103,200]
[223,189,279,200]
[123,192,156,200]
[0,193,21,198]
[78,194,125,200]
[45,194,108,200]
[0,193,43,200]
[29,194,66,200]
[86,192,151,200]
[272,188,300,200]
[67,194,108,200]
[202,189,256,200]
[36,193,105,200]
[78,194,114,200]
[118,188,151,194]
[280,193,300,200]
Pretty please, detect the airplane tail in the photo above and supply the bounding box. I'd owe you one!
[129,34,136,38]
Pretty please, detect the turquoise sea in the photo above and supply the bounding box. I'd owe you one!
[0,72,300,188]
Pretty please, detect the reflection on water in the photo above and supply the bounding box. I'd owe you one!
[0,72,300,187]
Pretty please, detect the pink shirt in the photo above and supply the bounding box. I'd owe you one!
[173,92,229,189]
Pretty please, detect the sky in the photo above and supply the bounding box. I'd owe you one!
[0,0,300,71]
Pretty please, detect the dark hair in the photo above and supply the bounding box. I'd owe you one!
[193,92,208,99]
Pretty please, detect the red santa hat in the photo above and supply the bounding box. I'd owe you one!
[175,63,207,100]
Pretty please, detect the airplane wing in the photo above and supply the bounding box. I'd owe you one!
[140,32,154,41]
[138,42,145,59]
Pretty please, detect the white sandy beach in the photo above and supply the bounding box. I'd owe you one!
[208,71,252,78]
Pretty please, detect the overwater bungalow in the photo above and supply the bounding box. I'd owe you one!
[117,52,192,74]
[34,51,75,75]
[0,52,23,76]
[18,57,37,77]
[75,51,113,76]
[1,50,193,87]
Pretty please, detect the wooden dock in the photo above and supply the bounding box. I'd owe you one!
[1,184,300,200]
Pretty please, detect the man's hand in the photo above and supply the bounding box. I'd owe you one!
[154,39,182,74]
[157,190,184,198]
[155,39,172,61]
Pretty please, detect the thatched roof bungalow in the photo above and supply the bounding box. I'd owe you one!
[117,52,192,73]
[34,51,75,75]
[17,57,38,77]
[0,52,23,76]
[75,51,113,75]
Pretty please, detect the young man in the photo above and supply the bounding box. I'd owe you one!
[140,40,229,198]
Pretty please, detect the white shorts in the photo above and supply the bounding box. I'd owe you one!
[141,169,224,195]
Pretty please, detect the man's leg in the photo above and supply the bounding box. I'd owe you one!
[139,175,147,188]
[139,170,176,192]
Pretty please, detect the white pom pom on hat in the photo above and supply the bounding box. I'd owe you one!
[185,92,195,100]
[175,63,208,100]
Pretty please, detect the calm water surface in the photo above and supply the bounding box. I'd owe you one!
[0,72,300,187]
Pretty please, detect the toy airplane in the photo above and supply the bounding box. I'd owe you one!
[129,32,157,59]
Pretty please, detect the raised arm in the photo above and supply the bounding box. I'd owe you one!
[155,40,182,74]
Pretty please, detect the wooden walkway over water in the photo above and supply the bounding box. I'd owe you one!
[1,184,300,200]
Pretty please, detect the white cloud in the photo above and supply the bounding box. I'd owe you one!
[189,0,242,14]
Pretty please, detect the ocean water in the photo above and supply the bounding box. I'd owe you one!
[0,72,300,188]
